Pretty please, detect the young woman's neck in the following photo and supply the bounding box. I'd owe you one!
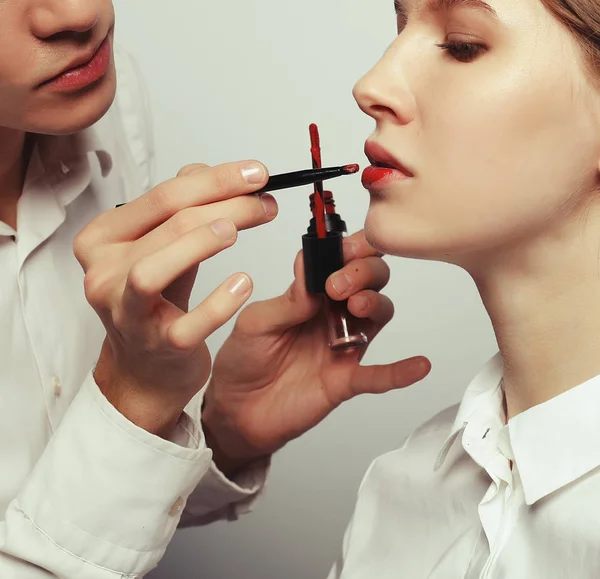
[469,207,600,420]
[0,127,30,230]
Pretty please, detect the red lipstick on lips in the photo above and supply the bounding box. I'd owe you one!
[362,141,413,189]
[41,36,111,92]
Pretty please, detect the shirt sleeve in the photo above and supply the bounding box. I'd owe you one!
[0,371,271,577]
[172,390,271,528]
[0,371,212,577]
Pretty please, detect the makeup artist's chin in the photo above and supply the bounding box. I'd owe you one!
[31,65,117,136]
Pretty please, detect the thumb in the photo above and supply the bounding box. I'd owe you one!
[236,250,322,335]
[344,356,431,402]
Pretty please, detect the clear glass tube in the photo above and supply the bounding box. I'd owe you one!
[325,297,369,351]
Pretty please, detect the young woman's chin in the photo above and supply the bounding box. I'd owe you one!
[364,204,497,265]
[364,209,444,261]
[25,66,117,136]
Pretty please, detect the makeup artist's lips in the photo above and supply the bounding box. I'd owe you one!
[40,35,111,92]
[362,141,414,190]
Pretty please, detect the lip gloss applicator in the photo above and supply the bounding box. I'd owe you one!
[302,124,369,352]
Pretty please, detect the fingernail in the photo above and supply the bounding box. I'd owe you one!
[227,273,252,296]
[353,294,369,312]
[210,219,236,239]
[331,272,352,295]
[241,163,266,185]
[259,194,278,217]
[414,357,432,374]
[343,241,358,260]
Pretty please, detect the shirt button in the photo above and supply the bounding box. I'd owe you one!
[52,376,62,397]
[169,496,185,516]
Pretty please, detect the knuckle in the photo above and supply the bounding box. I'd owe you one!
[360,257,390,285]
[202,300,227,327]
[73,226,97,265]
[166,323,194,352]
[110,306,130,334]
[83,268,113,306]
[177,163,209,178]
[168,208,197,238]
[127,261,155,297]
[202,292,239,329]
[147,182,176,215]
[211,165,241,196]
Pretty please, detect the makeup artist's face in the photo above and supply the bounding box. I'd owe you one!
[0,0,116,135]
[354,0,600,265]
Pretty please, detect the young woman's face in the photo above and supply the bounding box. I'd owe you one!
[354,0,600,264]
[0,0,116,135]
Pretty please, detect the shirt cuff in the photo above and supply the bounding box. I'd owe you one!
[176,389,271,526]
[15,370,212,576]
[179,455,271,527]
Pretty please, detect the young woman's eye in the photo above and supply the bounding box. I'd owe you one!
[436,41,485,63]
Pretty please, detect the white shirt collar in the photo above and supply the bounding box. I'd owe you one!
[509,375,600,504]
[434,352,504,471]
[435,352,600,505]
[35,122,114,183]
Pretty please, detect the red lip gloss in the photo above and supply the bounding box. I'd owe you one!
[361,166,402,188]
[303,124,368,352]
[42,36,111,92]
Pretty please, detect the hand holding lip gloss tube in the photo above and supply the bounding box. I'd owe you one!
[202,127,431,470]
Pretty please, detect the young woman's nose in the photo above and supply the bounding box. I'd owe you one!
[353,40,417,127]
[29,0,101,39]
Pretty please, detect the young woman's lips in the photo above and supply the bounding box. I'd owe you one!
[361,165,411,189]
[42,36,111,92]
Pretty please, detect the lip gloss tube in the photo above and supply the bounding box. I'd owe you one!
[302,224,369,352]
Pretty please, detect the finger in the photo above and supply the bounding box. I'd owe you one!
[346,356,432,401]
[167,273,253,350]
[342,230,384,263]
[326,256,391,300]
[122,219,238,319]
[101,160,270,242]
[235,249,321,335]
[177,163,209,177]
[347,291,394,344]
[132,193,278,261]
[347,291,394,327]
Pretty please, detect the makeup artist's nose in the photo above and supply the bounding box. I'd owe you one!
[29,0,100,39]
[353,47,416,126]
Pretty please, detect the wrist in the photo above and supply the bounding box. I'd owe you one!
[94,340,186,439]
[201,402,266,478]
[101,383,184,439]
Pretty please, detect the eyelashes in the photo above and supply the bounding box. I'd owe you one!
[435,40,485,62]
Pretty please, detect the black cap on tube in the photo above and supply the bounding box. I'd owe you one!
[302,232,344,294]
[308,213,347,235]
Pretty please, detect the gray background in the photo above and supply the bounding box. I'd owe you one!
[113,1,497,577]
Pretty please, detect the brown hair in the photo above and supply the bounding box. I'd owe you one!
[540,1,600,78]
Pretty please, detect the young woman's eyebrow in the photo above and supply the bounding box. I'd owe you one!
[394,0,499,21]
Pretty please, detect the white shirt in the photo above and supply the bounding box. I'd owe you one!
[0,46,266,578]
[330,352,600,578]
